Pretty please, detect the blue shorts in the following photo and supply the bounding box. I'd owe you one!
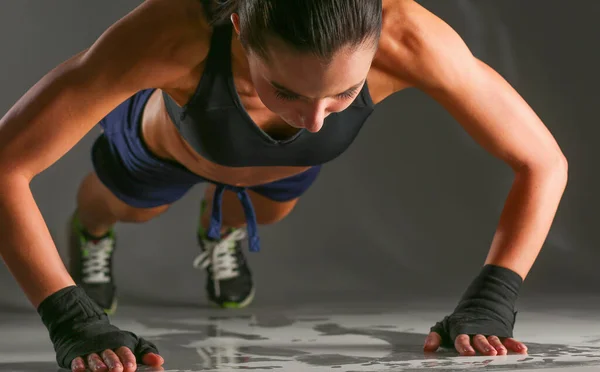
[92,89,322,251]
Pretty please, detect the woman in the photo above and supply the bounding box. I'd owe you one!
[0,0,567,370]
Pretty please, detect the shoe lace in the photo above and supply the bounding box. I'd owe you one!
[193,228,247,297]
[81,237,113,284]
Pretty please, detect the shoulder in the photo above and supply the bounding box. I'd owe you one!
[80,0,214,88]
[131,0,213,64]
[375,0,478,92]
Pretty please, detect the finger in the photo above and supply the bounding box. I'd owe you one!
[141,353,164,367]
[87,353,109,372]
[472,334,497,356]
[423,332,441,352]
[454,334,475,356]
[502,338,528,354]
[71,357,86,372]
[115,347,137,372]
[101,349,124,372]
[487,336,507,355]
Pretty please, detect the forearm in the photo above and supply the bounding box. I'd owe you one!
[484,163,568,280]
[0,175,75,308]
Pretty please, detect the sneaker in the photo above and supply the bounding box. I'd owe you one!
[193,202,255,308]
[68,213,118,315]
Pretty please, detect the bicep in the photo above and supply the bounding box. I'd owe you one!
[0,0,201,179]
[0,54,137,179]
[390,2,565,171]
[424,58,564,171]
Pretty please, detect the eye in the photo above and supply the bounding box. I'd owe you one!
[274,87,359,102]
[336,88,359,100]
[275,90,299,101]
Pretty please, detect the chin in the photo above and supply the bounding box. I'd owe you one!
[287,122,304,129]
[281,116,302,128]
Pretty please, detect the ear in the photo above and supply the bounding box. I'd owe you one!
[230,13,241,35]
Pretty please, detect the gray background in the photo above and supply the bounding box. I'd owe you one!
[0,1,597,312]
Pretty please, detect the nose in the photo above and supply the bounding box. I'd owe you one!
[300,101,329,133]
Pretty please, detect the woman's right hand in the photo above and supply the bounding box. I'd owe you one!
[70,346,164,372]
[37,286,165,371]
[0,2,211,369]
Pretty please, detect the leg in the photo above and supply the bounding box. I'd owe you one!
[70,168,178,314]
[199,184,299,233]
[195,166,322,309]
[71,89,202,314]
[76,171,170,238]
[199,164,321,233]
[70,171,172,315]
[195,187,298,309]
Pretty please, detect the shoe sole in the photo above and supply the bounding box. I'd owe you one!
[104,298,118,315]
[211,286,256,309]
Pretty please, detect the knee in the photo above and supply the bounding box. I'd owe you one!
[253,197,298,225]
[78,172,171,224]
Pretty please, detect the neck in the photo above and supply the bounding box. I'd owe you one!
[230,37,260,98]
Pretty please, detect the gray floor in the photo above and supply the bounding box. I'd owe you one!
[3,297,600,371]
[1,1,600,371]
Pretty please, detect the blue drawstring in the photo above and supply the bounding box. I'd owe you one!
[207,184,261,252]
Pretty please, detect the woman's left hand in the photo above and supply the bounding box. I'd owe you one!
[423,330,528,356]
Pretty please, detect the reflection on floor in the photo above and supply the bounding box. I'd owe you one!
[1,300,600,371]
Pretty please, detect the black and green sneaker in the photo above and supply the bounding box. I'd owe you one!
[68,213,118,315]
[193,200,255,309]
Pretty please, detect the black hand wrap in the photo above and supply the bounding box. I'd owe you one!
[37,286,159,368]
[430,264,523,348]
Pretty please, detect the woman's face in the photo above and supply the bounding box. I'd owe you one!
[238,25,376,133]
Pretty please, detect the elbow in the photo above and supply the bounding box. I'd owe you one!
[517,150,569,187]
[0,169,31,187]
[543,151,568,180]
[550,152,569,191]
[0,172,31,202]
[0,160,34,186]
[556,151,569,178]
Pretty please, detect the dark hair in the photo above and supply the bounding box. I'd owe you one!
[211,0,383,61]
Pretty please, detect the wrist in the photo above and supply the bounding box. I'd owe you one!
[37,286,107,337]
[455,264,523,318]
[431,265,525,345]
[30,278,77,308]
